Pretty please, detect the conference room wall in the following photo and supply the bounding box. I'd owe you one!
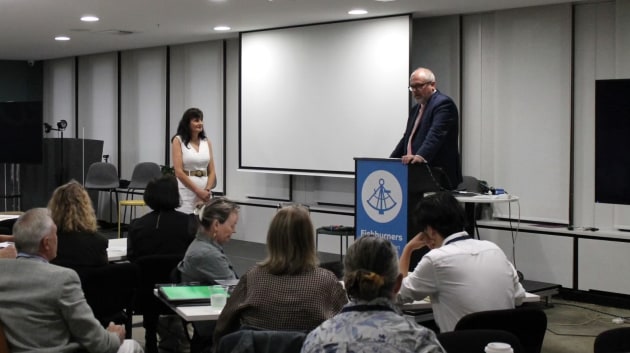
[169,41,225,194]
[462,4,572,225]
[43,58,74,140]
[120,47,167,179]
[573,1,630,230]
[77,53,118,167]
[483,229,573,288]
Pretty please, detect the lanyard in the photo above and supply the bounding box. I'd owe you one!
[444,235,471,246]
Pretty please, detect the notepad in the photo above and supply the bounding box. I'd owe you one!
[158,285,212,304]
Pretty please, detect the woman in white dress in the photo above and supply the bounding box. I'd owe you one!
[171,107,217,214]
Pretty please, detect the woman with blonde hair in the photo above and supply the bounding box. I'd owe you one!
[301,235,444,353]
[48,180,108,267]
[214,204,347,347]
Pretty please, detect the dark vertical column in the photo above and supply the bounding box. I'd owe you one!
[165,46,171,166]
[221,40,227,193]
[74,56,79,138]
[117,51,122,178]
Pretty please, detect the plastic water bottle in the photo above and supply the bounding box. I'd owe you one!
[484,342,514,353]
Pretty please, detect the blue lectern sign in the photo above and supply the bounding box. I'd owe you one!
[355,159,408,255]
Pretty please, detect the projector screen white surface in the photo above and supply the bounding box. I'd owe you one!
[240,16,410,175]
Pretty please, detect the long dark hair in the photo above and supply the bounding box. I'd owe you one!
[172,107,206,146]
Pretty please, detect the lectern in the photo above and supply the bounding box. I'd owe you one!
[354,158,442,256]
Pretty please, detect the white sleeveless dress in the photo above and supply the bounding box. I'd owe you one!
[175,135,211,214]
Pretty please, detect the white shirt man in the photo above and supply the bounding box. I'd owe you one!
[396,193,525,332]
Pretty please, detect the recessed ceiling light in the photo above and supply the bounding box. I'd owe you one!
[55,36,71,41]
[213,26,231,31]
[348,9,368,15]
[81,15,100,22]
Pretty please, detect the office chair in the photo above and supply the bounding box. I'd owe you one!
[437,329,524,353]
[118,162,161,237]
[74,263,140,338]
[594,327,630,353]
[84,162,120,225]
[454,307,547,353]
[217,329,306,353]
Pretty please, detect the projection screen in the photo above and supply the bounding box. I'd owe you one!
[240,15,411,176]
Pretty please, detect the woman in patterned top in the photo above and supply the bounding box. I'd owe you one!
[214,204,348,348]
[301,235,445,353]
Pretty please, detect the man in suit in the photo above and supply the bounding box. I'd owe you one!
[0,208,143,353]
[391,67,462,189]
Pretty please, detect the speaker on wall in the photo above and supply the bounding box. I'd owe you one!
[0,101,43,164]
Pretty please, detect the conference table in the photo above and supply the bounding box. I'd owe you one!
[157,289,540,322]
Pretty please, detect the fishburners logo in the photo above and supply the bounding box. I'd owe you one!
[361,170,402,223]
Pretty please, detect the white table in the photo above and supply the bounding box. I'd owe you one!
[0,214,20,222]
[454,193,520,239]
[401,291,540,311]
[107,238,127,262]
[166,291,540,322]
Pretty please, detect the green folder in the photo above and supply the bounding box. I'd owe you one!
[158,285,212,303]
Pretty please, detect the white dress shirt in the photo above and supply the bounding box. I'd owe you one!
[397,231,526,332]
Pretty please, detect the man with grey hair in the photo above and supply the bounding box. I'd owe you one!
[0,208,144,353]
[390,67,462,189]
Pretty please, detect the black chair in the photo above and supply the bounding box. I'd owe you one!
[133,254,185,353]
[120,162,162,223]
[217,329,306,353]
[84,162,120,225]
[454,307,547,353]
[594,327,630,353]
[74,263,140,338]
[437,329,525,353]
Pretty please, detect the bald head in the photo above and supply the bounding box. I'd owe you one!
[409,67,437,104]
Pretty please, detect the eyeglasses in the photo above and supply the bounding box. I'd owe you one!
[408,82,433,91]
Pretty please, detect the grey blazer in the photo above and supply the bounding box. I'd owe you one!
[0,258,121,353]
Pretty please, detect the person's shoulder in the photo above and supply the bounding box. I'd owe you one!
[46,262,81,280]
[313,266,342,282]
[432,90,455,103]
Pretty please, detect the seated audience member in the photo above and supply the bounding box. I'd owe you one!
[301,235,445,353]
[177,197,240,283]
[0,208,143,353]
[127,175,195,262]
[214,204,348,348]
[397,192,526,332]
[48,180,108,268]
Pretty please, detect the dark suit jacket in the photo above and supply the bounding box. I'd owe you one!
[0,258,121,353]
[391,90,462,188]
[51,230,109,268]
[126,210,195,262]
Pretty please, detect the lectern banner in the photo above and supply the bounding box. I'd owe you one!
[355,159,408,255]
